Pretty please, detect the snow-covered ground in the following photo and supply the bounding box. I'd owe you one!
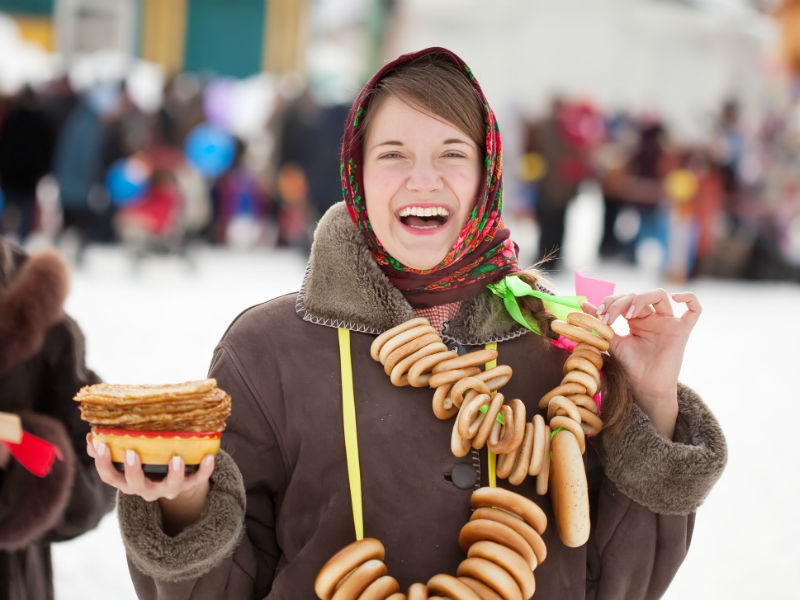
[50,213,799,599]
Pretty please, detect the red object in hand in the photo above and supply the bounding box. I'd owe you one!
[2,431,63,477]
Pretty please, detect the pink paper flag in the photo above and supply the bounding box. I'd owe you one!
[574,271,616,307]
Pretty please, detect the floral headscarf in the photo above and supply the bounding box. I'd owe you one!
[341,47,518,307]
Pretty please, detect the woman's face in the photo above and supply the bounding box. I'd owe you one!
[363,95,482,270]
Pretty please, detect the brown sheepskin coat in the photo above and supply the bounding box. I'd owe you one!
[0,240,115,600]
[117,203,727,599]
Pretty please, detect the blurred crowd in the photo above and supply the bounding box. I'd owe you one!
[1,67,800,283]
[517,88,800,283]
[0,71,349,265]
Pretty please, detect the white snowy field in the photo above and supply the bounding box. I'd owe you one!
[50,222,799,599]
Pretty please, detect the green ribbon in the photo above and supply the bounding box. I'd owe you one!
[487,275,585,335]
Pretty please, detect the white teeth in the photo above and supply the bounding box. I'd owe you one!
[398,206,450,218]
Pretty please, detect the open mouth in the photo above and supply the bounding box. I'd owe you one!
[398,206,450,229]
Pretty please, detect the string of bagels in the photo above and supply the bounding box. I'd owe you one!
[315,309,614,599]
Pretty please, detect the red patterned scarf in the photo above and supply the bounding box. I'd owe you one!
[340,47,519,308]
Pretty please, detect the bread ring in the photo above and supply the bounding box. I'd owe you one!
[467,540,535,599]
[426,573,481,600]
[487,404,516,454]
[566,393,599,415]
[458,519,536,570]
[475,364,512,391]
[566,311,615,340]
[535,424,551,496]
[451,416,472,458]
[431,382,458,420]
[470,486,547,536]
[546,395,581,423]
[471,507,547,569]
[449,377,491,410]
[331,559,387,600]
[549,415,586,454]
[562,354,601,381]
[314,538,385,600]
[508,422,535,486]
[431,348,498,373]
[383,332,442,376]
[458,576,504,600]
[550,429,591,548]
[389,341,448,387]
[457,393,490,440]
[456,557,523,600]
[384,594,407,600]
[406,350,457,387]
[550,320,610,352]
[427,366,482,390]
[378,324,437,365]
[370,318,430,361]
[578,406,604,435]
[357,575,400,600]
[561,369,598,396]
[528,414,546,476]
[571,343,605,369]
[471,392,505,450]
[407,582,428,600]
[539,383,586,410]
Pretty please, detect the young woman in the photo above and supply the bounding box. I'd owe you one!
[88,48,727,599]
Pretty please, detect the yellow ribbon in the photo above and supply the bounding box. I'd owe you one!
[338,328,363,540]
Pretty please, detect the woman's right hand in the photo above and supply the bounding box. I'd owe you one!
[87,435,215,534]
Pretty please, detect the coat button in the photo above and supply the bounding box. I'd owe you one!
[450,463,477,489]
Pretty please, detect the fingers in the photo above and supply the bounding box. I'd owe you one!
[672,291,702,328]
[596,289,675,325]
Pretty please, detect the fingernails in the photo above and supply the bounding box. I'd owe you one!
[626,305,635,319]
[125,449,136,466]
[601,313,609,324]
[97,442,108,457]
[596,304,605,315]
[202,455,215,469]
[171,456,182,472]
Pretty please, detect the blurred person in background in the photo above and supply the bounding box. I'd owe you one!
[0,85,55,243]
[0,240,114,599]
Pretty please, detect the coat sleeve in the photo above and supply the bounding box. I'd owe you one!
[585,383,727,599]
[118,342,287,599]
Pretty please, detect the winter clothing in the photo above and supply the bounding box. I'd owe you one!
[117,202,727,599]
[0,242,115,600]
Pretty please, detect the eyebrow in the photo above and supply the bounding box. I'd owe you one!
[369,138,473,150]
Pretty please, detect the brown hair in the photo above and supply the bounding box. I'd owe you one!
[513,268,633,434]
[354,51,486,154]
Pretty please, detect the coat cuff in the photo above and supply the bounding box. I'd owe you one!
[117,449,246,582]
[600,383,727,515]
[0,412,76,549]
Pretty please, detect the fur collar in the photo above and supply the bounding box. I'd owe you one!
[296,202,527,344]
[0,245,70,376]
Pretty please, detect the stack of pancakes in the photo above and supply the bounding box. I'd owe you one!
[74,378,231,472]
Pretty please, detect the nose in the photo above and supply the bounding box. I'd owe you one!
[406,160,443,192]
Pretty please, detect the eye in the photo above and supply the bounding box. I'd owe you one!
[378,151,403,160]
[442,149,468,159]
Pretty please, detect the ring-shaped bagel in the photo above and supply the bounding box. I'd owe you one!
[357,575,400,600]
[535,425,551,496]
[456,557,523,600]
[383,332,442,375]
[550,320,610,351]
[449,377,491,410]
[457,393,491,440]
[561,370,598,396]
[459,576,505,600]
[451,417,473,458]
[370,318,430,361]
[549,415,586,454]
[427,366,482,390]
[578,406,604,435]
[407,582,429,600]
[431,383,458,420]
[406,350,457,387]
[378,324,437,365]
[331,559,387,600]
[487,404,517,454]
[470,486,548,536]
[567,310,615,340]
[384,594,407,600]
[546,395,581,423]
[467,540,535,599]
[572,343,605,369]
[528,414,546,476]
[314,538,385,600]
[471,393,505,450]
[563,354,601,381]
[431,348,498,373]
[566,393,599,415]
[458,518,536,570]
[508,422,535,486]
[475,365,513,391]
[539,383,587,409]
[389,341,449,387]
[495,444,516,480]
[426,573,482,600]
[471,507,547,568]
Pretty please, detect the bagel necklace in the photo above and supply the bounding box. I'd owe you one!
[314,304,613,599]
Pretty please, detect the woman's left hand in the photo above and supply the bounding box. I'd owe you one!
[582,289,702,438]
